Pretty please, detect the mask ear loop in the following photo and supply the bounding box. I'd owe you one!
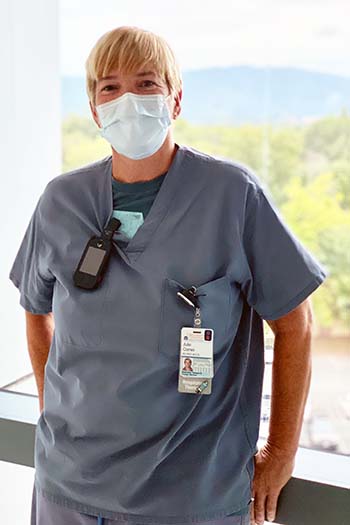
[164,93,177,119]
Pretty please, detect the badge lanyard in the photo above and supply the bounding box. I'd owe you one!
[176,286,214,395]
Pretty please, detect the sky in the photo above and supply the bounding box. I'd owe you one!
[60,0,350,78]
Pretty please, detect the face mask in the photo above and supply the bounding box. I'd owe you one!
[95,92,172,160]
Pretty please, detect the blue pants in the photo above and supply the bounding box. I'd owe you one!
[30,482,250,525]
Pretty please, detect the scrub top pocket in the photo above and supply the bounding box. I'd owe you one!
[52,272,110,348]
[158,274,232,361]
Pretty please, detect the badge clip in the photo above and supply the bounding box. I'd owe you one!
[177,286,207,328]
[177,286,199,308]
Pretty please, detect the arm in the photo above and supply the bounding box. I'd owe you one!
[25,311,54,413]
[252,297,313,525]
[266,296,313,456]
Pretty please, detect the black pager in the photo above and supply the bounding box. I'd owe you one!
[73,217,121,290]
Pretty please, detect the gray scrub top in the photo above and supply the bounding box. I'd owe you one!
[9,143,328,523]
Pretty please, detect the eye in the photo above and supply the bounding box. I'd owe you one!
[101,85,116,92]
[141,80,156,87]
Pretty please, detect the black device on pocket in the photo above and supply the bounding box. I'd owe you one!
[73,217,121,290]
[177,286,199,308]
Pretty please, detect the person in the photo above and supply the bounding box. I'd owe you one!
[183,358,193,372]
[8,25,328,525]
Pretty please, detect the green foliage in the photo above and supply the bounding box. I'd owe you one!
[280,172,350,327]
[304,110,350,163]
[62,112,350,333]
[62,113,110,171]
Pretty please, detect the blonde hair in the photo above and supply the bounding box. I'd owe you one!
[85,25,182,105]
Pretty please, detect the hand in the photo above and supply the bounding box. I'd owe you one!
[250,442,295,525]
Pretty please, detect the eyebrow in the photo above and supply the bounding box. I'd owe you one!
[98,71,157,82]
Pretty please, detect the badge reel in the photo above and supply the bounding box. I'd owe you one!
[176,286,214,395]
[73,217,121,290]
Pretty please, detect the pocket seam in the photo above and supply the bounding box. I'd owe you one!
[53,277,109,349]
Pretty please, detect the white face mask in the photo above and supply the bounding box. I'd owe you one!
[95,92,173,160]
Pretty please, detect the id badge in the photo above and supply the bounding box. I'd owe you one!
[178,327,214,395]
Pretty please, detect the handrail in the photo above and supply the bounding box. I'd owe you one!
[1,389,349,524]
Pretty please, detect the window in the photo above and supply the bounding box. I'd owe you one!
[5,0,349,465]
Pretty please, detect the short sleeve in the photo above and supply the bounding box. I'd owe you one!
[240,181,328,321]
[9,192,55,314]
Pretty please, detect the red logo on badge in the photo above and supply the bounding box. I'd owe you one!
[204,330,212,341]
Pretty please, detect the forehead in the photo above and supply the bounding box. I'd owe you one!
[97,70,161,83]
